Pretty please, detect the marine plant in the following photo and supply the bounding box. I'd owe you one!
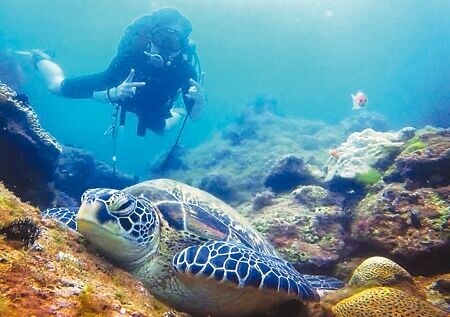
[428,193,450,230]
[78,283,99,315]
[355,169,382,186]
[403,136,426,154]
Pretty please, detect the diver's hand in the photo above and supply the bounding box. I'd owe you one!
[185,72,206,120]
[109,69,146,102]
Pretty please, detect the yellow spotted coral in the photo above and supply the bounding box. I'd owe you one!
[332,286,447,317]
[349,256,412,286]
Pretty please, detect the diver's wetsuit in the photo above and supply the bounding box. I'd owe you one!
[59,16,197,136]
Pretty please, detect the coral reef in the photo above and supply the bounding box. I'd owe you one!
[0,83,136,210]
[0,182,178,317]
[152,97,355,205]
[0,83,61,208]
[324,128,412,193]
[237,126,449,288]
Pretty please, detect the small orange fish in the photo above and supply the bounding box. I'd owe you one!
[351,91,368,110]
[329,148,340,160]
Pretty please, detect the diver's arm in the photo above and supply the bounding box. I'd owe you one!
[35,57,121,100]
[36,52,143,102]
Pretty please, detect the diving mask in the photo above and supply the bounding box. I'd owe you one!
[150,28,187,53]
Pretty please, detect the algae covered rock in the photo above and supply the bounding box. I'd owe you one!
[291,185,331,208]
[250,195,347,275]
[393,128,450,189]
[264,155,319,192]
[350,183,450,275]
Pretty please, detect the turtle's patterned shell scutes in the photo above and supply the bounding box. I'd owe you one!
[124,179,278,257]
[348,256,412,287]
[332,286,447,317]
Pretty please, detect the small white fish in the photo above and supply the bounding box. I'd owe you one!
[351,91,368,110]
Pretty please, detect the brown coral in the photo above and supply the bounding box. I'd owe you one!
[348,256,412,287]
[331,286,447,317]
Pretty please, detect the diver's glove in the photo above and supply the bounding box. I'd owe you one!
[92,69,145,103]
[184,73,206,120]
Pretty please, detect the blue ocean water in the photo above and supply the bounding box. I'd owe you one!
[0,0,449,176]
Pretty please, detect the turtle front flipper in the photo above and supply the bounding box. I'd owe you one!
[173,241,320,301]
[41,207,79,230]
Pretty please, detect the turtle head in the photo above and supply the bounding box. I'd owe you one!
[77,188,160,268]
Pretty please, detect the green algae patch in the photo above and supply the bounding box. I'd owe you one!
[404,136,427,154]
[355,169,382,186]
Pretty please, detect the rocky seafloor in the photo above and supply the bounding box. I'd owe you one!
[1,85,449,316]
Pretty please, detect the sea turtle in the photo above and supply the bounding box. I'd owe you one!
[43,179,343,317]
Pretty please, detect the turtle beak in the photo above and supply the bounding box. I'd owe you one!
[77,201,119,229]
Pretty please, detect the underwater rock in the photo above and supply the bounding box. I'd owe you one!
[291,185,331,208]
[350,182,450,275]
[251,190,275,211]
[264,155,319,192]
[428,275,450,312]
[198,171,239,203]
[54,146,137,202]
[392,128,450,189]
[0,82,61,208]
[251,196,347,275]
[324,128,410,193]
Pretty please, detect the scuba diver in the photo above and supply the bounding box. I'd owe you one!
[30,7,205,136]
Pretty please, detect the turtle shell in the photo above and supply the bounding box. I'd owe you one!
[124,178,278,257]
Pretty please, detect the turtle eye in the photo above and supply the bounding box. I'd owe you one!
[107,192,136,216]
